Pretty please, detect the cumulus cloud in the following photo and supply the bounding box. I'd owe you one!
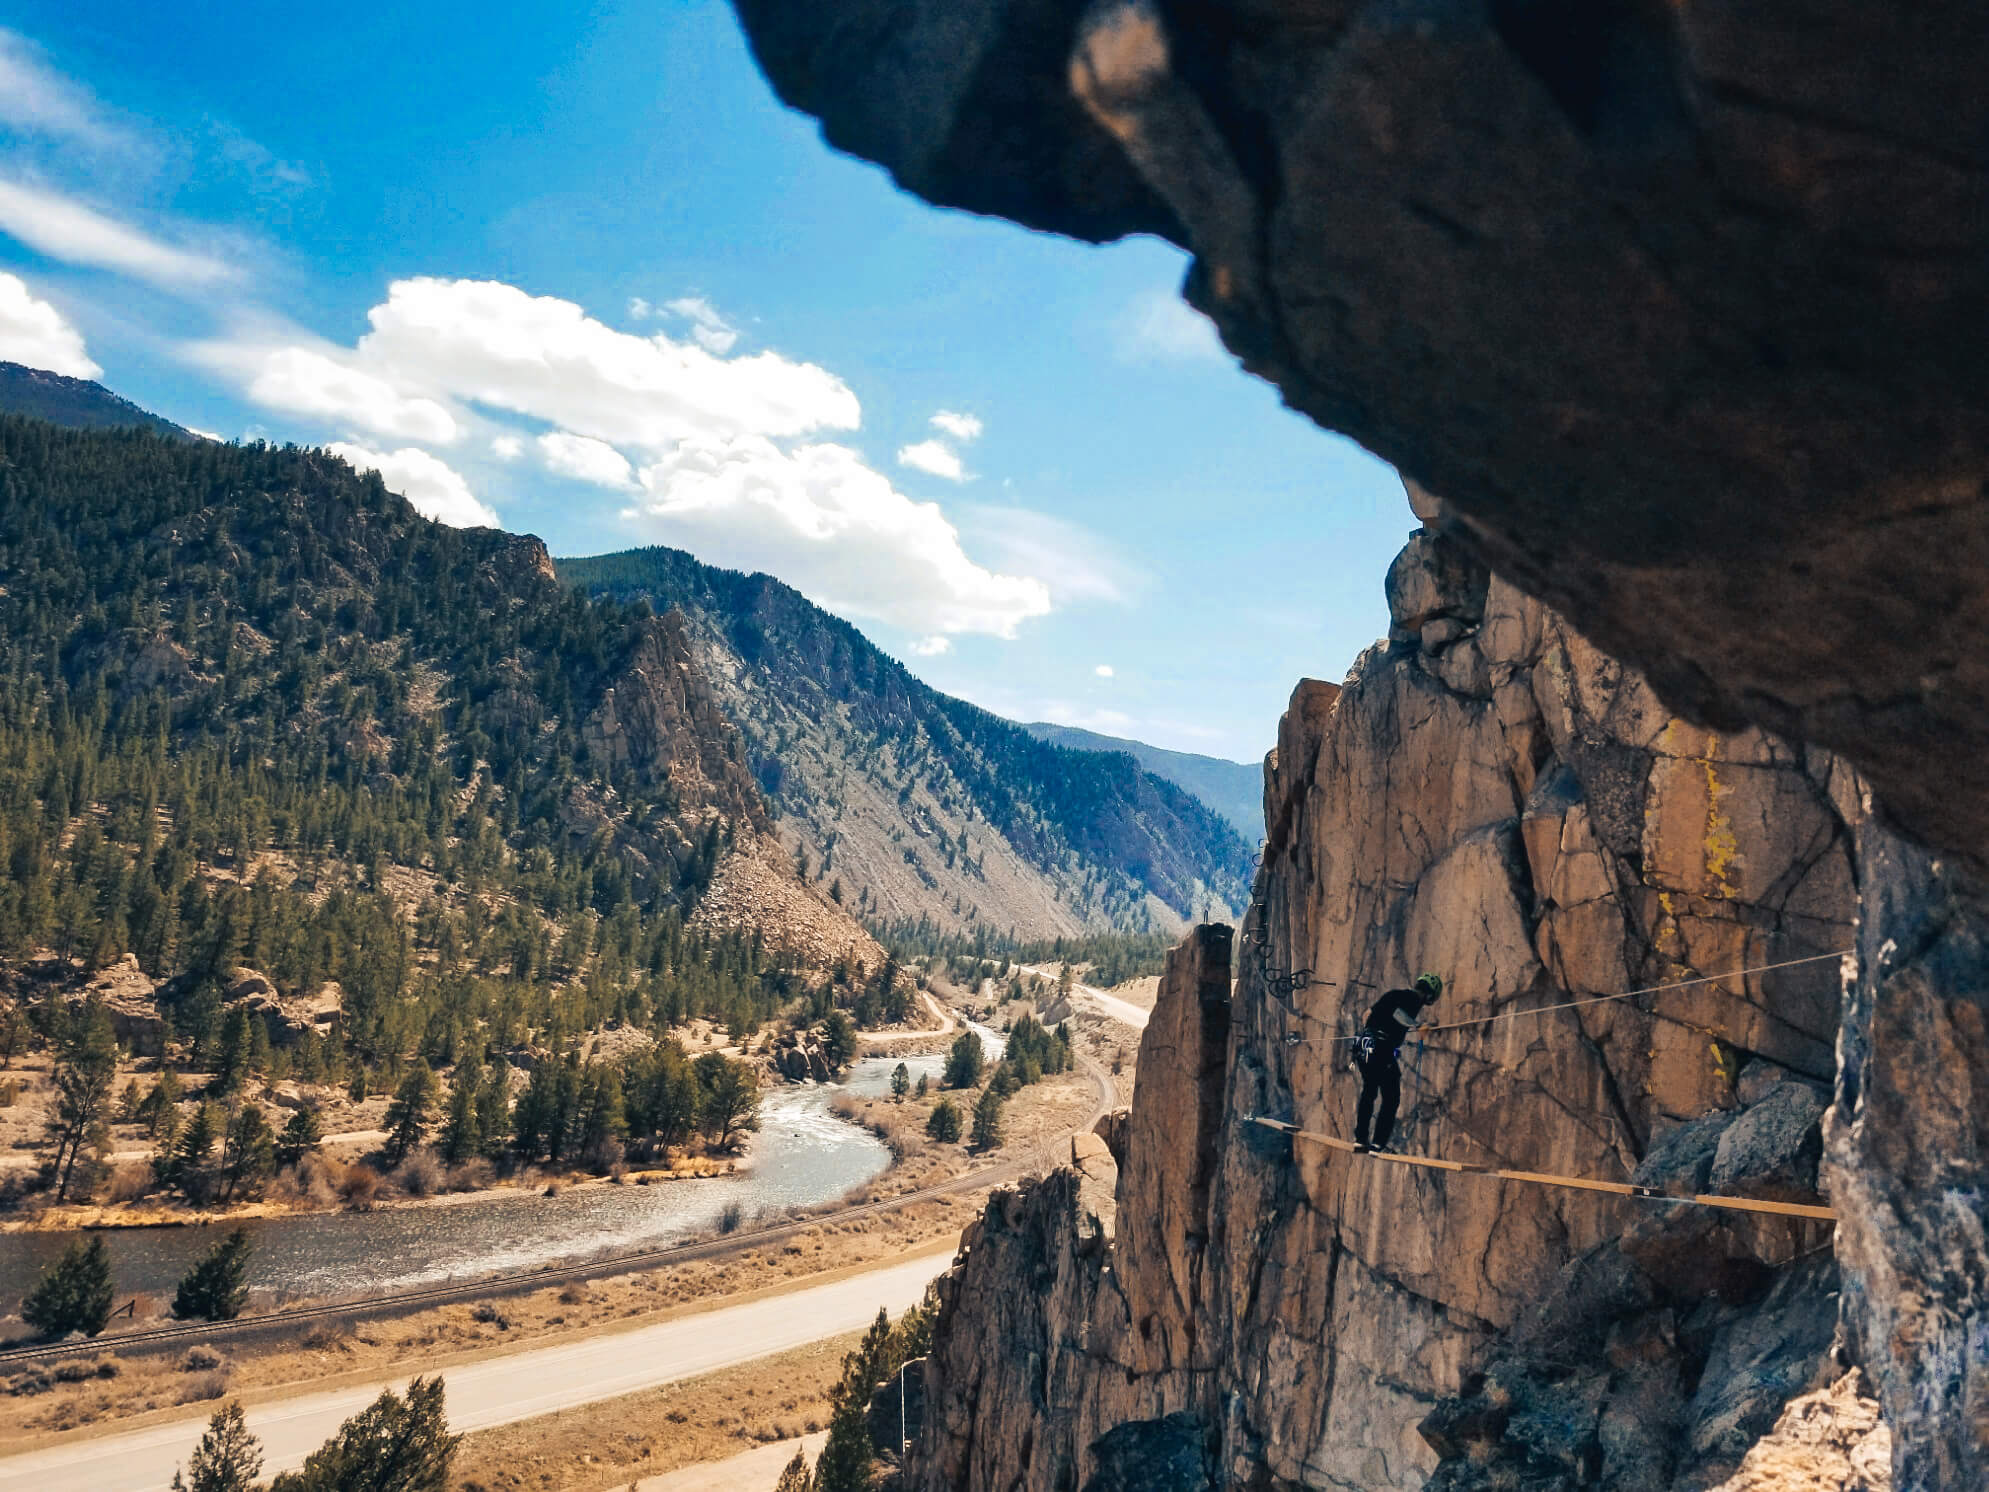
[631,434,1050,638]
[1095,664,1115,678]
[490,434,523,461]
[355,278,854,447]
[907,636,952,657]
[664,296,738,354]
[0,177,234,288]
[930,410,983,442]
[539,430,635,489]
[627,296,653,320]
[243,345,458,443]
[1116,286,1224,365]
[0,271,100,377]
[327,442,499,529]
[897,438,967,483]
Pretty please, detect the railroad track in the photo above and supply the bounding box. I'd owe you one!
[0,1055,1117,1368]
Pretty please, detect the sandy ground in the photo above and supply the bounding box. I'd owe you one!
[453,1334,855,1491]
[635,1432,828,1492]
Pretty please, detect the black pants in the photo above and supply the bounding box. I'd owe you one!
[1355,1047,1401,1147]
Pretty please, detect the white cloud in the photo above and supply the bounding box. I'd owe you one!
[930,410,982,442]
[897,438,967,483]
[186,427,224,442]
[630,434,1050,638]
[907,636,952,657]
[0,30,133,153]
[490,434,523,461]
[538,430,635,489]
[1095,664,1115,678]
[664,295,738,354]
[327,442,499,529]
[354,278,855,448]
[956,505,1143,607]
[1116,286,1224,365]
[242,345,458,443]
[0,176,235,288]
[628,296,653,320]
[0,271,100,377]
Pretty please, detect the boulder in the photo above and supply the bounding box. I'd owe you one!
[1711,1084,1828,1204]
[1080,1413,1214,1492]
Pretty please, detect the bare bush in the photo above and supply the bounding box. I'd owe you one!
[446,1157,494,1193]
[394,1150,443,1198]
[5,1369,51,1397]
[470,1303,510,1330]
[301,1320,353,1351]
[276,1152,344,1209]
[179,1345,226,1373]
[557,1282,588,1306]
[105,1162,155,1203]
[718,1201,745,1234]
[176,1371,228,1404]
[340,1163,382,1209]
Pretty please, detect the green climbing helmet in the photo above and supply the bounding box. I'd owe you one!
[1414,972,1443,1001]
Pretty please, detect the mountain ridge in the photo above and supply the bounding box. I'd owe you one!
[1022,720,1262,845]
[0,360,195,440]
[559,546,1256,938]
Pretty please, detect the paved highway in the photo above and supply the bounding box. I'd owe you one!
[0,1250,952,1492]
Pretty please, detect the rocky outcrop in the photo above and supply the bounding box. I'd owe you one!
[75,954,164,1056]
[729,0,1989,869]
[1708,1371,1892,1492]
[906,517,1862,1491]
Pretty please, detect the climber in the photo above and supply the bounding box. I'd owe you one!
[1353,973,1442,1153]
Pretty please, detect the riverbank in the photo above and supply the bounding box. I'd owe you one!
[0,1042,1111,1447]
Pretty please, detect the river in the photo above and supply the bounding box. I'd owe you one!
[0,1024,1003,1304]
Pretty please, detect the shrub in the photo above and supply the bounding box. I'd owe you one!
[22,1236,114,1339]
[339,1164,381,1209]
[106,1161,156,1203]
[393,1151,443,1198]
[177,1371,230,1405]
[181,1345,227,1373]
[172,1400,263,1492]
[717,1201,745,1234]
[468,1303,509,1331]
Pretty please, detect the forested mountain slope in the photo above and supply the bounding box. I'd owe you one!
[0,418,869,1066]
[0,361,193,439]
[559,547,1255,938]
[1023,721,1262,845]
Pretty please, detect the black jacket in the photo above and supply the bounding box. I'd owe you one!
[1363,988,1429,1049]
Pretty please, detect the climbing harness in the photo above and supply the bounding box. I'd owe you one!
[1245,1116,1838,1223]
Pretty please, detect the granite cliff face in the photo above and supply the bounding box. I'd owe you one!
[906,519,1861,1490]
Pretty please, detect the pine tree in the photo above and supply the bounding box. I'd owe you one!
[170,1401,264,1492]
[925,1098,962,1144]
[173,1228,253,1321]
[268,1376,457,1492]
[772,1448,810,1492]
[22,1235,114,1338]
[890,1062,910,1102]
[166,1102,220,1203]
[218,1104,276,1202]
[941,1030,983,1089]
[438,1067,479,1165]
[45,996,117,1201]
[275,1107,322,1169]
[382,1062,437,1166]
[970,1086,1004,1150]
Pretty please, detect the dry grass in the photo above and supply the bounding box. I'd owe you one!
[451,1330,859,1492]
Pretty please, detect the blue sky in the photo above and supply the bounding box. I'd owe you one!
[0,0,1409,763]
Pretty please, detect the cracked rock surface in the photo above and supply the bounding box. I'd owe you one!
[903,519,1859,1490]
